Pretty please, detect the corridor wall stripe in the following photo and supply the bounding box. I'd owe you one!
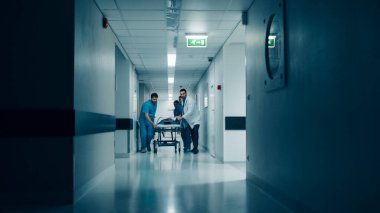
[0,110,121,137]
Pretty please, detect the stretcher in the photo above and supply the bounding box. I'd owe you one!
[153,118,181,153]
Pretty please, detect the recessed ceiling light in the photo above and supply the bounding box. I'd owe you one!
[168,54,176,67]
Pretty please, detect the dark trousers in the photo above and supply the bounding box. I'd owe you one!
[182,124,200,150]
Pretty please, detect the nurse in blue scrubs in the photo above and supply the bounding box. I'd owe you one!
[139,93,158,153]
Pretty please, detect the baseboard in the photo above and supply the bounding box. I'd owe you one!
[115,153,129,158]
[74,164,115,202]
[246,171,315,213]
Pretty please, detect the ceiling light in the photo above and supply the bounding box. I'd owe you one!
[185,34,208,39]
[168,54,176,67]
[168,77,174,84]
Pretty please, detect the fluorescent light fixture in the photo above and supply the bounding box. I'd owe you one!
[168,54,176,67]
[168,94,173,98]
[168,77,174,84]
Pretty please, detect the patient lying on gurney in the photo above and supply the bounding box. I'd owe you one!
[157,118,178,125]
[155,99,182,139]
[157,100,182,126]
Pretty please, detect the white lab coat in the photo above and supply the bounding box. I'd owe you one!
[182,96,201,128]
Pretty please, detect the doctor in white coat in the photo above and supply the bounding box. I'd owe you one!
[176,88,201,154]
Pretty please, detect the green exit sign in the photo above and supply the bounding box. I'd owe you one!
[268,35,276,48]
[187,38,207,48]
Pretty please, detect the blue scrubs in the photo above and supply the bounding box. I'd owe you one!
[139,100,157,150]
[173,103,182,117]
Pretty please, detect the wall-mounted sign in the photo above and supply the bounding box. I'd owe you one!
[186,35,208,48]
[268,35,276,48]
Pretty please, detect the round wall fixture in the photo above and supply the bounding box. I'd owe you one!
[263,0,285,91]
[266,14,281,79]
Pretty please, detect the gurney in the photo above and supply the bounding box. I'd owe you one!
[153,118,181,153]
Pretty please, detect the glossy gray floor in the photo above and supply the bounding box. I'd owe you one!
[7,148,289,213]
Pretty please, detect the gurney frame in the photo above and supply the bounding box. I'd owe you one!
[153,123,181,153]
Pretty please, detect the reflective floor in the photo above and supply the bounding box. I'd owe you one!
[5,148,289,213]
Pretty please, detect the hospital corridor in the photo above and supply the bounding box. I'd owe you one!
[1,0,379,212]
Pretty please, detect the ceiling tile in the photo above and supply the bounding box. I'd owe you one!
[115,0,166,10]
[179,20,219,32]
[218,21,239,30]
[103,10,122,20]
[181,0,231,10]
[95,0,117,9]
[180,11,224,21]
[109,20,127,30]
[97,0,250,99]
[114,29,130,36]
[129,30,167,36]
[120,10,165,21]
[122,43,166,49]
[119,36,167,44]
[222,11,243,21]
[125,21,166,30]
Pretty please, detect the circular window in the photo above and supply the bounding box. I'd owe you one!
[265,14,281,79]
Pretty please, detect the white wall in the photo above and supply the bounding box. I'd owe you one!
[195,23,246,162]
[129,66,139,153]
[222,42,246,162]
[156,100,175,122]
[207,64,216,157]
[195,76,210,153]
[115,45,130,158]
[213,50,225,161]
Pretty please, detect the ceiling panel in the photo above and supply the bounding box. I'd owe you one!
[95,0,117,10]
[96,0,251,99]
[181,0,231,10]
[218,21,239,30]
[114,29,130,36]
[115,0,166,10]
[181,11,241,21]
[109,20,127,30]
[207,30,232,37]
[122,43,166,49]
[179,21,220,32]
[128,30,167,37]
[182,0,253,10]
[119,36,167,44]
[222,11,243,21]
[124,21,166,30]
[102,10,122,20]
[119,10,165,21]
[123,47,167,54]
[180,11,224,21]
[139,54,166,59]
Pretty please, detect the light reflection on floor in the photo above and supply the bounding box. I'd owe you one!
[5,147,289,213]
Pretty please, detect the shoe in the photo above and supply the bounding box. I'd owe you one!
[192,149,199,154]
[141,148,147,153]
[184,148,191,153]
